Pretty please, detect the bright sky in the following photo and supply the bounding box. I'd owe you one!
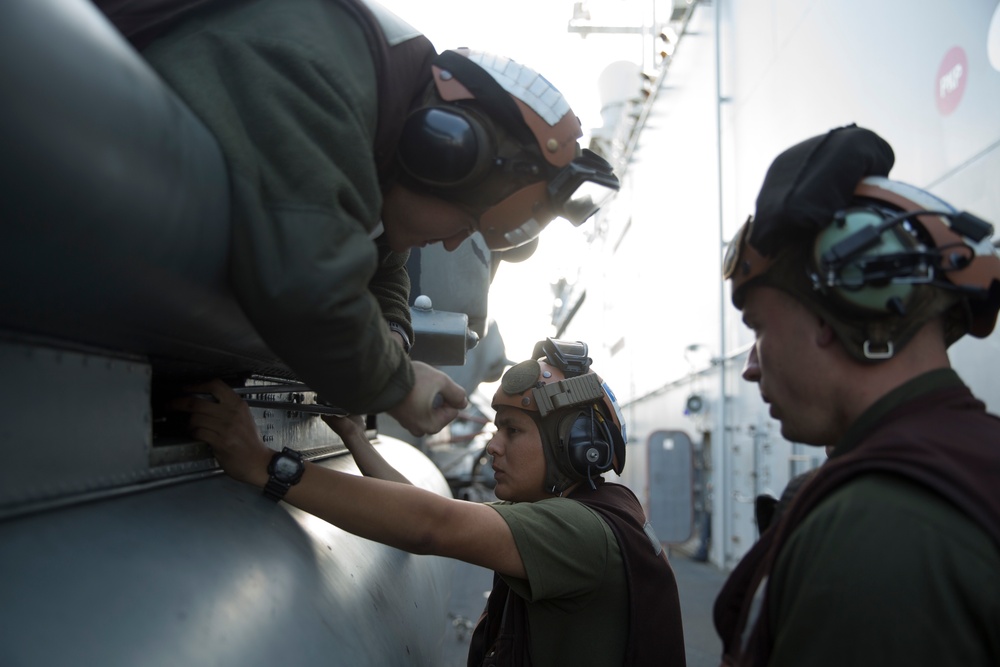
[378,0,649,359]
[378,0,645,132]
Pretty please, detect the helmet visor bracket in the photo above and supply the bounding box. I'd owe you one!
[532,373,605,418]
[531,338,591,376]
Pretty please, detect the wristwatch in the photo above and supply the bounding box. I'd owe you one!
[263,447,305,502]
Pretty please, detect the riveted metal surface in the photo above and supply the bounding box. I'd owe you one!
[0,439,454,667]
[0,338,151,511]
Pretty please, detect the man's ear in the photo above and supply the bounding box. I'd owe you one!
[816,317,838,348]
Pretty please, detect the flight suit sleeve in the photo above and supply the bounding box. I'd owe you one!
[370,235,414,346]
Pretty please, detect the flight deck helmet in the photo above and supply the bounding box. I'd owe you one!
[491,338,627,494]
[397,49,620,251]
[725,174,1000,361]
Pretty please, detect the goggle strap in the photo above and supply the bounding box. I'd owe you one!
[533,373,605,417]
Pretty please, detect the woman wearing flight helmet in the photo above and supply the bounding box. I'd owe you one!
[177,338,686,667]
[489,338,627,494]
[472,338,687,667]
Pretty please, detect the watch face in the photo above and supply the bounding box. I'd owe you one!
[273,455,301,482]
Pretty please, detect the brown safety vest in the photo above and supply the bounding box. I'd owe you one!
[469,482,687,667]
[714,382,1000,667]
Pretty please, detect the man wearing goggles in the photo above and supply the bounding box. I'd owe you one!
[94,0,619,437]
[715,125,1000,667]
[394,49,619,252]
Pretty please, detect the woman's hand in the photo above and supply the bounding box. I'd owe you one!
[322,413,367,444]
[321,413,411,485]
[170,379,273,487]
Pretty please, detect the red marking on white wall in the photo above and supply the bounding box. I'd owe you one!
[936,46,968,116]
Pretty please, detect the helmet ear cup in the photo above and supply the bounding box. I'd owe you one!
[560,408,614,478]
[812,207,918,315]
[397,105,495,189]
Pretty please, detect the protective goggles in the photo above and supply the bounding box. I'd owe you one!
[722,216,773,299]
[494,338,604,416]
[546,149,620,225]
[477,149,620,250]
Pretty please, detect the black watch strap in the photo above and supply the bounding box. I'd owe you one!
[262,477,292,502]
[263,447,305,502]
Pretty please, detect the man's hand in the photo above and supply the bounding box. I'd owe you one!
[387,361,467,436]
[170,379,273,487]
